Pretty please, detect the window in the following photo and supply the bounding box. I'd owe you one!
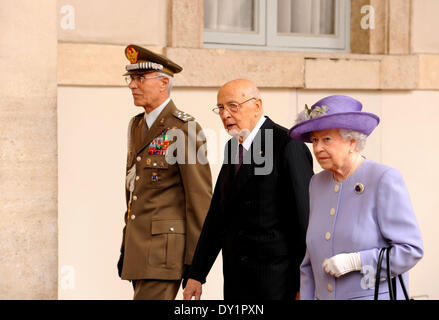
[203,0,266,45]
[203,0,350,52]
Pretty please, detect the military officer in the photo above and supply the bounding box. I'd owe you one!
[117,44,212,300]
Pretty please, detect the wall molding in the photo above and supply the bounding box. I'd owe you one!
[58,43,439,90]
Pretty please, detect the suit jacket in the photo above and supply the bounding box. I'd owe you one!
[120,100,212,280]
[300,159,424,300]
[188,117,314,299]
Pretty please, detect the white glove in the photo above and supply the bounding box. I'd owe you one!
[322,252,362,278]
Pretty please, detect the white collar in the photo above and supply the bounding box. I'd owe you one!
[241,115,267,151]
[144,97,171,128]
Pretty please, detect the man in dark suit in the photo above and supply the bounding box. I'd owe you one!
[183,79,313,300]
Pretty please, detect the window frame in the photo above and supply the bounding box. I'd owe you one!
[266,0,350,51]
[203,0,266,46]
[203,0,350,53]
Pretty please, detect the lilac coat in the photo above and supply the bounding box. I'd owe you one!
[300,159,423,300]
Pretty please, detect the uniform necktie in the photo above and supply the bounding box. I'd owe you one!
[234,144,244,176]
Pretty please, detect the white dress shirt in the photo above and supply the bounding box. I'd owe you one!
[235,115,267,165]
[241,115,267,151]
[144,97,171,129]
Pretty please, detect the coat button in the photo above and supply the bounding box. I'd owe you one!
[325,232,331,240]
[334,184,340,193]
[133,195,138,201]
[327,284,333,292]
[131,215,136,220]
[330,208,335,216]
[136,156,141,162]
[135,176,140,181]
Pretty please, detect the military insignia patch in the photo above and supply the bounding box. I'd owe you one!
[126,46,139,64]
[147,130,172,156]
[173,110,195,122]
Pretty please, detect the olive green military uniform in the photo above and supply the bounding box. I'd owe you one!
[118,44,212,300]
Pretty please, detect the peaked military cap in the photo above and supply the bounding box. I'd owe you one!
[123,44,183,77]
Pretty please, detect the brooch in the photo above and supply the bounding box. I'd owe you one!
[354,183,365,194]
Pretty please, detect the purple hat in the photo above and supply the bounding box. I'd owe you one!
[288,95,380,143]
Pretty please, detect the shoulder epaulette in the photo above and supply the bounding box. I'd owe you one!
[172,110,195,122]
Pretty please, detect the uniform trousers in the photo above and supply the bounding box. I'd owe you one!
[133,279,181,300]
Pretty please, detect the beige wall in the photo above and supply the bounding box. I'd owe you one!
[58,86,438,299]
[0,0,58,299]
[381,91,439,298]
[57,0,168,46]
[411,0,439,54]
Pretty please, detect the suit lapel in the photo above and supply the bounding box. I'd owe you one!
[220,142,238,202]
[228,117,274,201]
[231,148,254,193]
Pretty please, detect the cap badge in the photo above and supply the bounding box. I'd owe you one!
[354,183,365,194]
[126,46,139,64]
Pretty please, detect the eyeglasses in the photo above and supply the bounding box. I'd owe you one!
[212,97,256,115]
[124,74,162,85]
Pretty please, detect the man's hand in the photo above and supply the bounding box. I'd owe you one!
[322,252,362,278]
[183,279,202,300]
[117,249,124,278]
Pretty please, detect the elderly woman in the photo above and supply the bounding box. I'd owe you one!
[289,95,423,300]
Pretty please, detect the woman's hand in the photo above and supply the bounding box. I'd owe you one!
[322,252,362,277]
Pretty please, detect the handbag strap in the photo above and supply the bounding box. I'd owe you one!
[374,248,386,300]
[386,246,396,300]
[399,274,410,300]
[374,246,410,300]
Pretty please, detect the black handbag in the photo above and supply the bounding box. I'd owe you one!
[374,246,410,300]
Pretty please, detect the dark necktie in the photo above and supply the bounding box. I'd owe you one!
[234,144,244,176]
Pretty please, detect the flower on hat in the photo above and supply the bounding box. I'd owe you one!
[295,104,328,124]
[289,95,380,143]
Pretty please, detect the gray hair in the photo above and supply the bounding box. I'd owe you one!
[158,72,173,94]
[339,129,367,152]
